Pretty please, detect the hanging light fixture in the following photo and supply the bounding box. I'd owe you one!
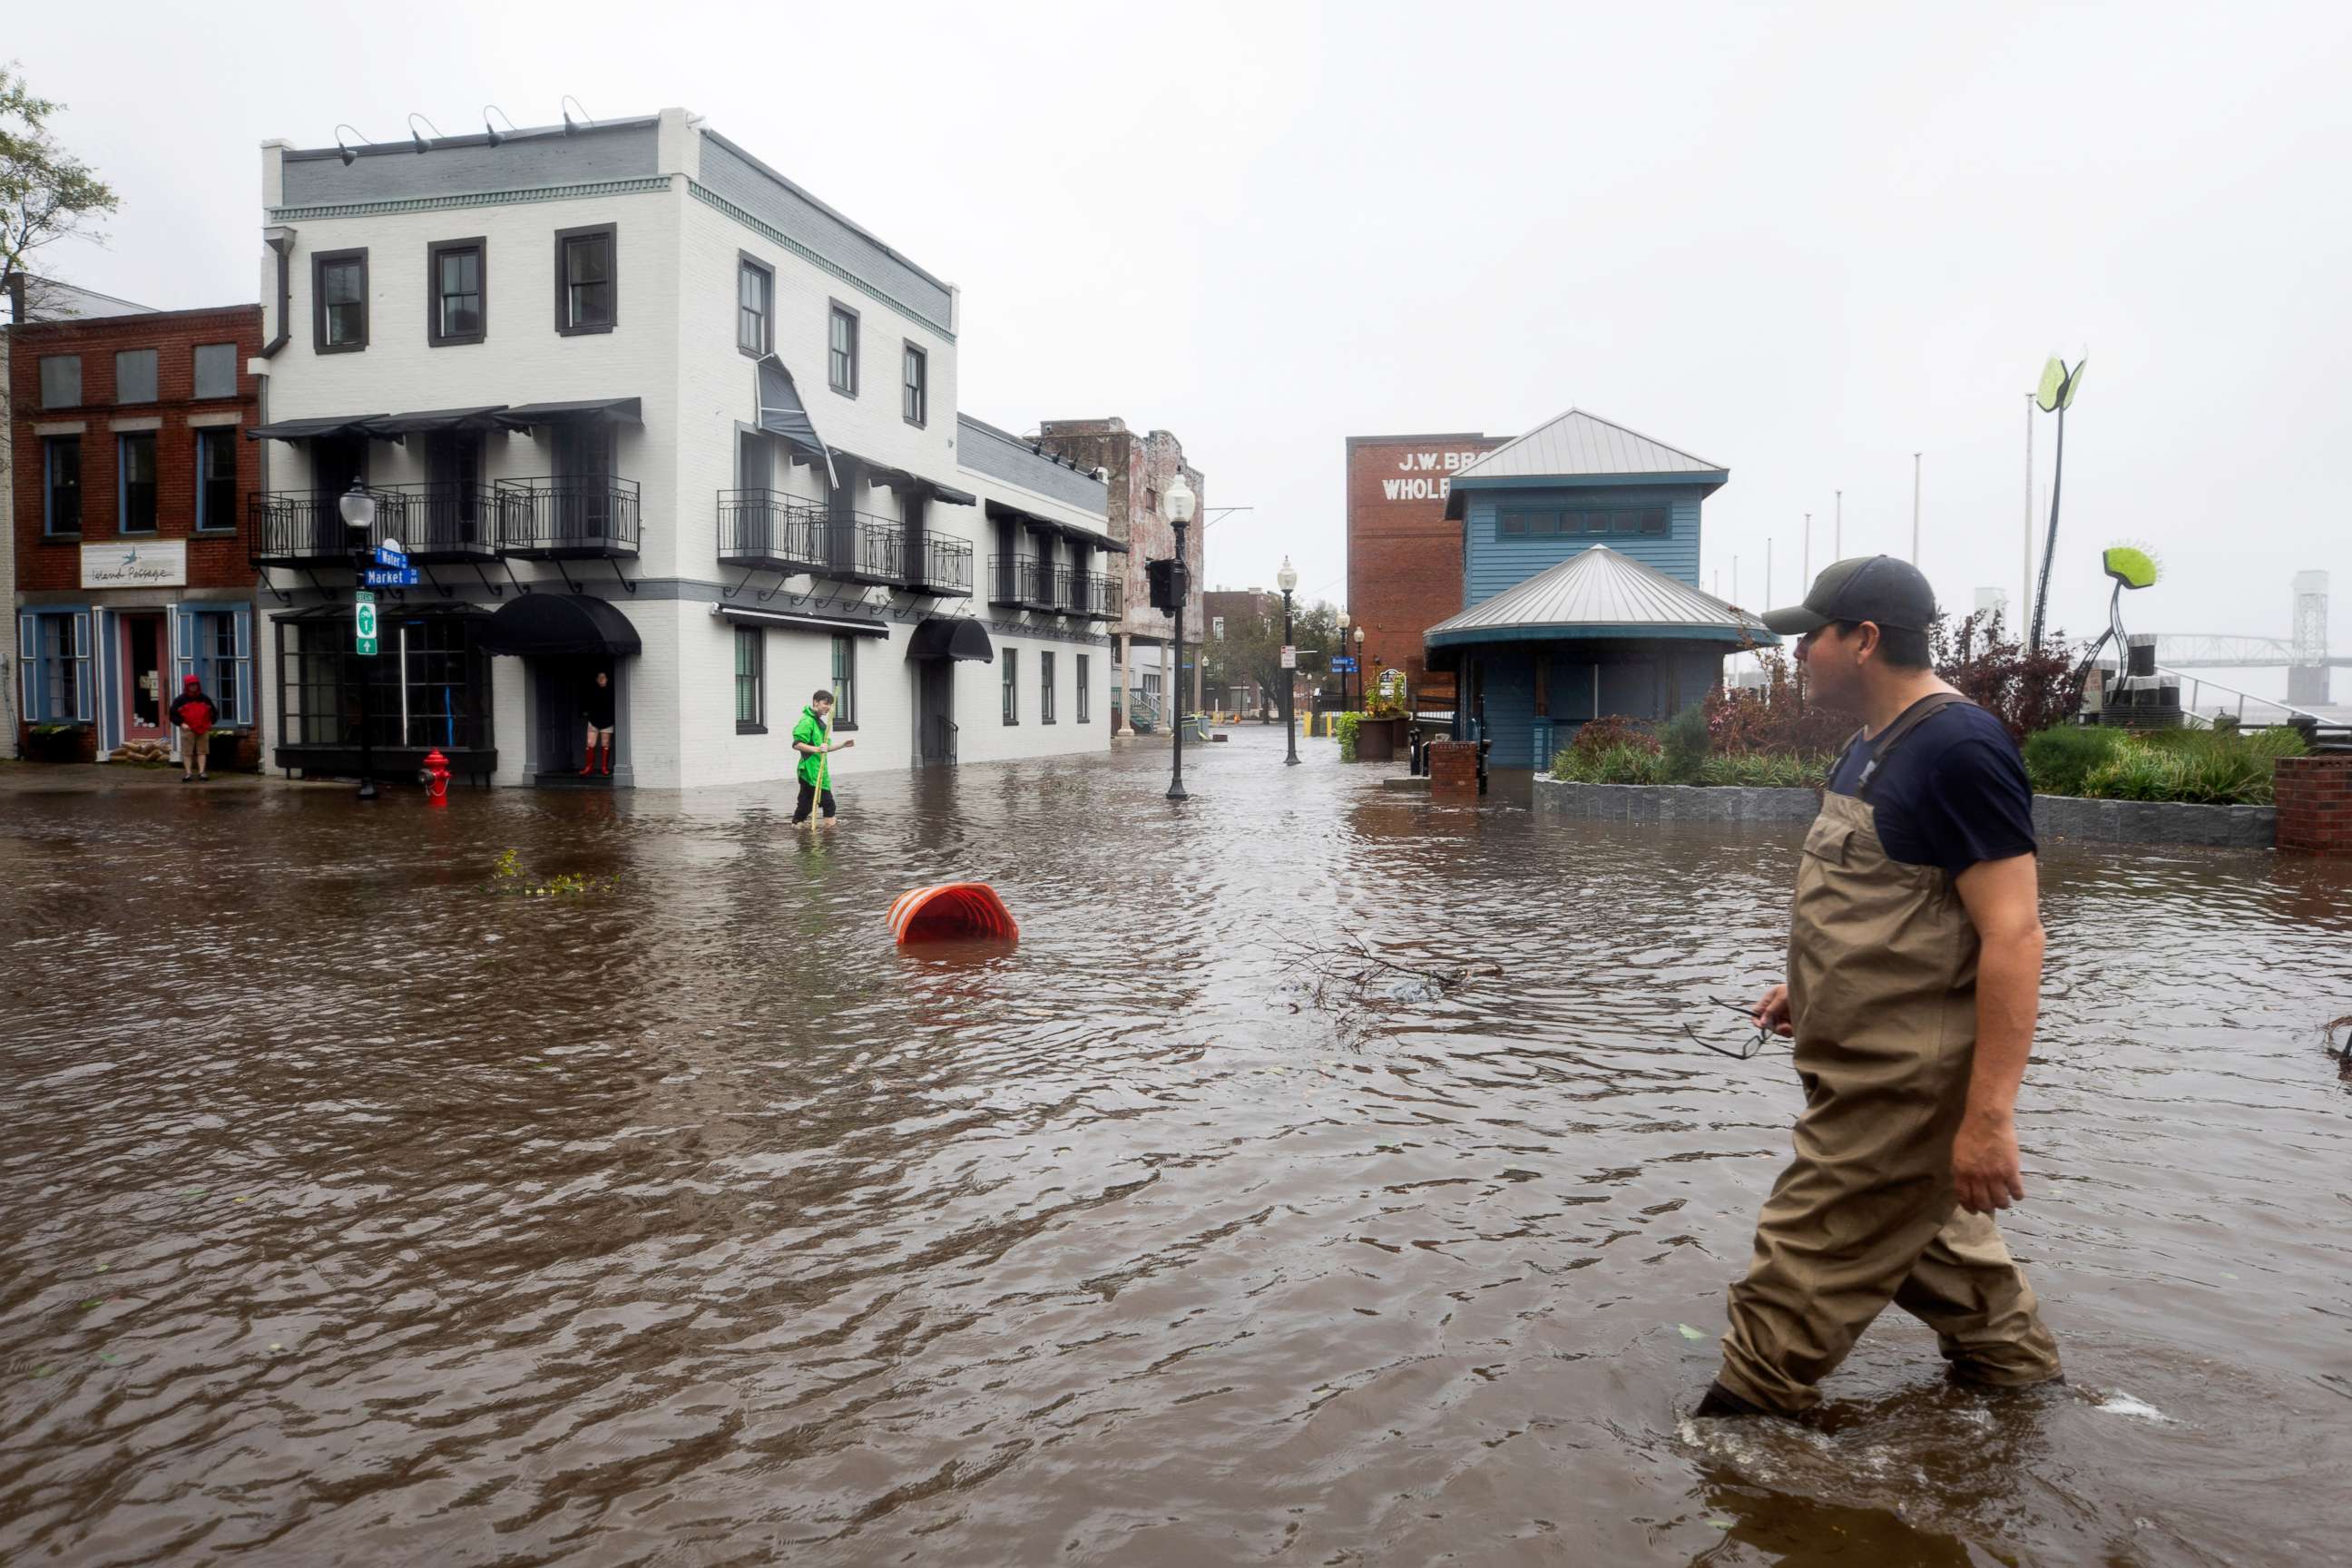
[407,113,447,154]
[332,124,376,167]
[483,105,517,147]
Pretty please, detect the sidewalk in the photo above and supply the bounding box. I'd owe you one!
[0,760,341,796]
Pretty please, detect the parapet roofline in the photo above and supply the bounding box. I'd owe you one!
[701,129,956,299]
[280,115,663,162]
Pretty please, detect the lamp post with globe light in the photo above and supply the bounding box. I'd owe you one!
[1164,472,1196,801]
[1353,626,1366,708]
[338,480,382,800]
[1337,610,1351,710]
[1276,555,1300,766]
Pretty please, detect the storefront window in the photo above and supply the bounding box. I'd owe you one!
[276,609,492,752]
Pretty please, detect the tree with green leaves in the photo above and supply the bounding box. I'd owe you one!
[1,64,119,322]
[1201,595,1341,713]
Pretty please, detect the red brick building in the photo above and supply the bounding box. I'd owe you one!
[1344,431,1506,706]
[10,302,264,766]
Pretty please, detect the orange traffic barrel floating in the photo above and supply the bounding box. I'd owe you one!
[889,882,1019,944]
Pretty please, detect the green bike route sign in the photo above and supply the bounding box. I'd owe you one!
[355,590,378,656]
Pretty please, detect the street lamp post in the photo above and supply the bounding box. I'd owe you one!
[1352,626,1365,709]
[1336,610,1351,711]
[339,480,380,801]
[1276,555,1300,766]
[1164,473,1196,801]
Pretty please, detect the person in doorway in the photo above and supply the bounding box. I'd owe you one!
[1696,556,2063,1421]
[791,689,854,824]
[170,674,218,783]
[579,670,616,778]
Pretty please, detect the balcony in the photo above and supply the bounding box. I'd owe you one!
[824,514,906,586]
[372,482,499,563]
[248,489,400,568]
[718,489,829,574]
[496,476,641,560]
[989,554,1058,612]
[1072,569,1123,621]
[912,534,974,597]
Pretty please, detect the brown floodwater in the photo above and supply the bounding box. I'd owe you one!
[3,728,2348,1566]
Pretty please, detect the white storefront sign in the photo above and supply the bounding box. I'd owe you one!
[82,541,189,590]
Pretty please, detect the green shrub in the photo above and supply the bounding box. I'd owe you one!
[1571,714,1659,760]
[2023,725,2126,797]
[2053,722,2301,805]
[1700,752,1832,789]
[1336,710,1360,762]
[1661,704,1710,785]
[1552,741,1672,784]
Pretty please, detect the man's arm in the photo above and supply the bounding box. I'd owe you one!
[1951,851,2044,1214]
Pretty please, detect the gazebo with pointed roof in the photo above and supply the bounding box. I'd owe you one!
[1424,408,1761,769]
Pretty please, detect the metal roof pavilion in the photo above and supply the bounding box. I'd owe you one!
[1426,545,1775,649]
[1444,409,1729,518]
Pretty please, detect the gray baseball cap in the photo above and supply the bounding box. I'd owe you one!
[1761,554,1940,635]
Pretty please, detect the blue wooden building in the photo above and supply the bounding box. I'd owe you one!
[1427,409,1774,768]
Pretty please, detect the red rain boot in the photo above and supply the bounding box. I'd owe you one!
[600,740,612,777]
[578,740,599,777]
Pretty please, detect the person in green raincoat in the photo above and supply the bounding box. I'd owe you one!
[790,689,853,824]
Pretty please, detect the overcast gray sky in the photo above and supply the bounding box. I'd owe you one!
[16,3,2347,691]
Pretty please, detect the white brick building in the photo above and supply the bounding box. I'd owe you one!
[250,108,1119,789]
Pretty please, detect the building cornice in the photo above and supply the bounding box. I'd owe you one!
[267,177,672,224]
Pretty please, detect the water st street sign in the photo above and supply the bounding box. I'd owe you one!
[362,567,422,588]
[355,591,378,656]
[373,540,408,567]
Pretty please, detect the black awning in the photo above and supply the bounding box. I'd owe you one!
[477,593,643,657]
[494,397,643,431]
[368,405,509,436]
[929,483,977,506]
[983,498,1120,551]
[754,356,836,485]
[714,605,888,638]
[247,413,388,443]
[906,616,995,662]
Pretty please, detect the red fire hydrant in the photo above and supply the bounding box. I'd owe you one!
[422,748,451,806]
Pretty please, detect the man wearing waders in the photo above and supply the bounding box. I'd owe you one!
[1697,557,2062,1419]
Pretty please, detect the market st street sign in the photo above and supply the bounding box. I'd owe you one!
[81,541,188,590]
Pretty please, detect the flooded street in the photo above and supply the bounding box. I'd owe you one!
[3,728,2348,1566]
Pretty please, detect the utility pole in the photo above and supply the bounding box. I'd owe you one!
[1911,453,1922,565]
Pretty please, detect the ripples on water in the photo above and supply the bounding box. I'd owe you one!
[2,730,2347,1565]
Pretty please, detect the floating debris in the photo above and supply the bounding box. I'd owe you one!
[1677,1323,1712,1341]
[2096,1390,2170,1422]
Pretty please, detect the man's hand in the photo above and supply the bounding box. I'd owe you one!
[837,737,856,750]
[1753,983,1794,1038]
[1953,1109,2025,1214]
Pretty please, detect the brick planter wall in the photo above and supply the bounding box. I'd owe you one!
[2276,754,2352,857]
[1426,740,1478,799]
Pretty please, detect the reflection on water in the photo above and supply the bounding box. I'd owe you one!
[3,729,2348,1565]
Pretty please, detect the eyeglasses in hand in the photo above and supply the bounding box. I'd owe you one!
[1681,995,1794,1061]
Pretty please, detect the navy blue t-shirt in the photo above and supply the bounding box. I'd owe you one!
[1827,701,2038,876]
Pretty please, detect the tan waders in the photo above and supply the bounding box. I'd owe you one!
[1717,694,2062,1416]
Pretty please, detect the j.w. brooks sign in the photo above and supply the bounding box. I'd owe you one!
[1379,450,1488,503]
[81,541,189,590]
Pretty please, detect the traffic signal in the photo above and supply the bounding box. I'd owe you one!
[1146,557,1180,612]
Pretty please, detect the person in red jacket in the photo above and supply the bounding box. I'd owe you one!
[170,674,218,783]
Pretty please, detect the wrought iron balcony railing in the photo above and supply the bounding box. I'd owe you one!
[248,489,400,567]
[495,475,642,559]
[1072,569,1123,620]
[824,514,905,586]
[912,534,974,596]
[717,489,829,574]
[989,553,1058,612]
[371,482,499,562]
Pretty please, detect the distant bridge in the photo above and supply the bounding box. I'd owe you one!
[2151,635,2350,670]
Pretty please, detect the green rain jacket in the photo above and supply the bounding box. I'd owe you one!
[791,706,831,789]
